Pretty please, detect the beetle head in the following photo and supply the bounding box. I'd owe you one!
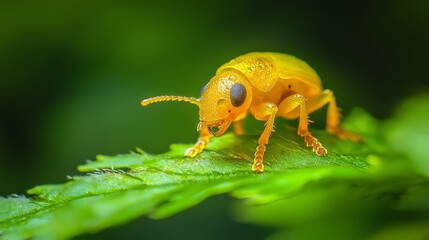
[140,69,252,137]
[197,69,252,136]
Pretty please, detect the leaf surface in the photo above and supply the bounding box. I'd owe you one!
[1,106,428,240]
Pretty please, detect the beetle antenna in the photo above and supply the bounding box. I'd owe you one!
[141,95,199,107]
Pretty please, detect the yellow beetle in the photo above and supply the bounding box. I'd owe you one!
[141,52,360,173]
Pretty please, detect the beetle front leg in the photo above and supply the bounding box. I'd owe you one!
[185,127,212,157]
[251,103,278,173]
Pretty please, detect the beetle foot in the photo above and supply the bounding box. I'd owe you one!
[328,128,362,142]
[302,132,327,156]
[184,136,210,157]
[185,144,205,157]
[252,160,264,173]
[252,145,266,173]
[184,147,200,157]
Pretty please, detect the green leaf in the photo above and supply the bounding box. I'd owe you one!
[234,94,429,240]
[384,93,429,176]
[1,100,429,239]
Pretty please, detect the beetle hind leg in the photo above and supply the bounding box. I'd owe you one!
[326,97,361,142]
[310,90,361,142]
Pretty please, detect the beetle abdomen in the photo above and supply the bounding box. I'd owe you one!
[269,52,322,94]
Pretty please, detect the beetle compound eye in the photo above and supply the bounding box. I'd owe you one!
[230,83,247,107]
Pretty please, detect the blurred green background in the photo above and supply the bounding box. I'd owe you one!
[0,0,428,239]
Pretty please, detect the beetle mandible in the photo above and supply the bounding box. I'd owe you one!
[141,52,360,173]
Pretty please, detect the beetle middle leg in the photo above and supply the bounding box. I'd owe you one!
[232,111,248,135]
[233,120,245,135]
[278,94,327,156]
[251,103,278,173]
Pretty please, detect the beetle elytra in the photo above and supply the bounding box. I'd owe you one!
[141,52,360,173]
